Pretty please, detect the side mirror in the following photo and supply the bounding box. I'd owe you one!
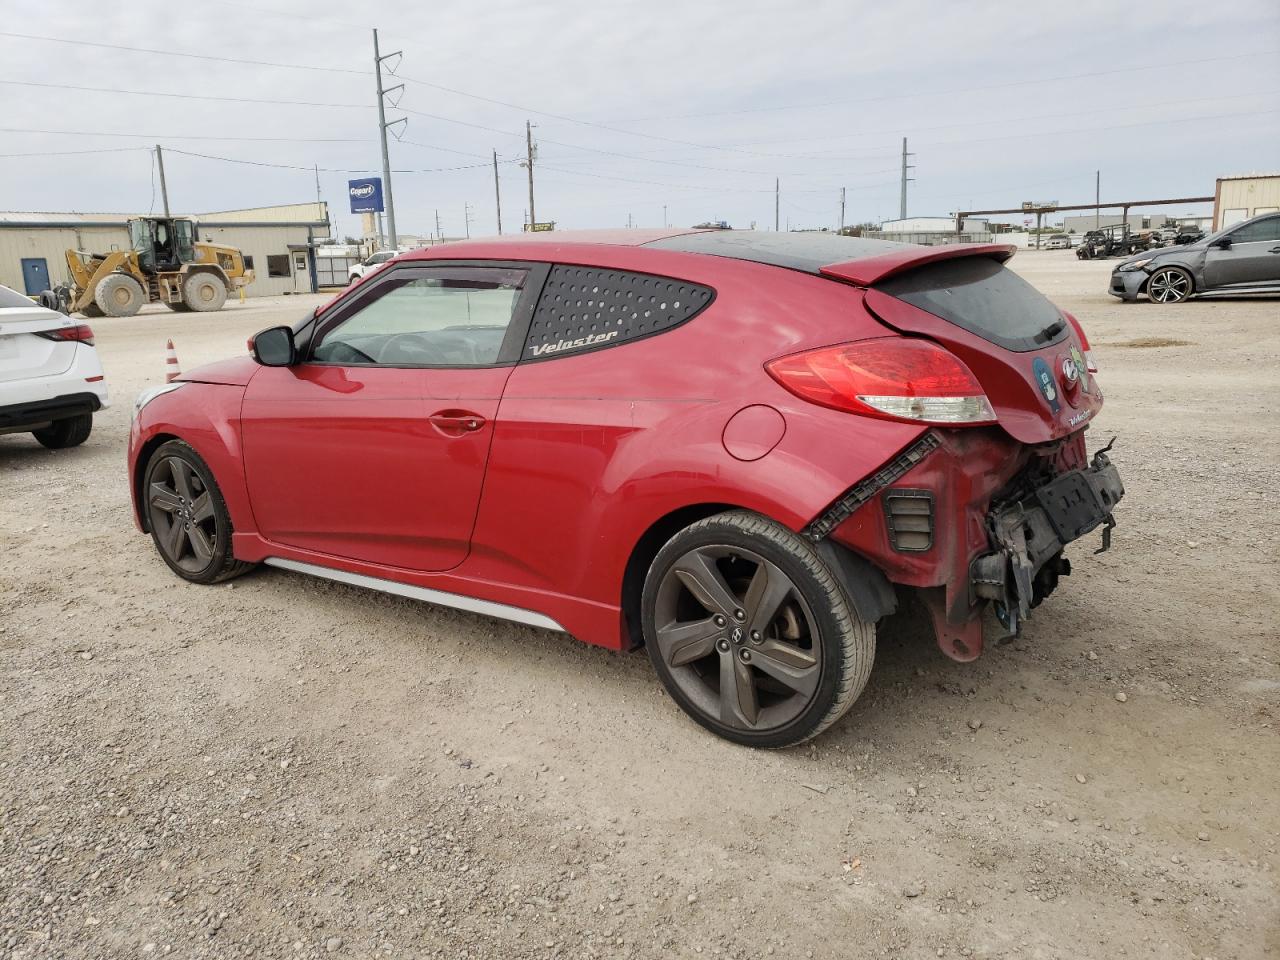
[1214,236,1232,249]
[250,325,297,366]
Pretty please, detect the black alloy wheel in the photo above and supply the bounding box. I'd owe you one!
[143,439,254,584]
[643,511,874,747]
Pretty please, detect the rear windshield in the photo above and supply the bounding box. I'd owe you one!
[875,256,1068,352]
[0,286,37,309]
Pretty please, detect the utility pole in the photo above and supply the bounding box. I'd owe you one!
[663,204,667,228]
[155,145,170,216]
[524,121,537,229]
[493,149,502,235]
[774,178,780,231]
[373,29,403,248]
[839,187,846,233]
[899,137,914,220]
[464,202,473,239]
[434,209,442,243]
[1095,170,1100,229]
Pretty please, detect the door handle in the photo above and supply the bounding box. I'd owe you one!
[428,409,486,436]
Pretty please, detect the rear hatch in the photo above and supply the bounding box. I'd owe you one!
[0,289,81,385]
[823,247,1102,444]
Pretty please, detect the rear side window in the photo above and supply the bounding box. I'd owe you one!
[0,286,36,308]
[875,256,1067,352]
[524,265,713,360]
[1228,217,1280,244]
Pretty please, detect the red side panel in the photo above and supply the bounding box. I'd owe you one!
[129,383,253,533]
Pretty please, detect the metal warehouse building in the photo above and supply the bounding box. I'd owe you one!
[0,202,330,298]
[1214,173,1280,229]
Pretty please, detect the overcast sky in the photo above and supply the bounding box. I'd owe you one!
[2,0,1277,239]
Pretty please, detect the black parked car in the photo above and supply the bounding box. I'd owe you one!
[1109,212,1280,303]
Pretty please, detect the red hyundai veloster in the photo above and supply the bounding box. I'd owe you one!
[129,230,1123,747]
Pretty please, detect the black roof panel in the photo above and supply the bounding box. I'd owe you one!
[643,230,917,274]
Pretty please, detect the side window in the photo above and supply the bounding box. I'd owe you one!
[267,255,291,278]
[1227,217,1280,244]
[311,266,528,367]
[524,265,713,360]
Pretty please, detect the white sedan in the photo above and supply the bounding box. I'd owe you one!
[0,283,109,448]
[348,249,406,285]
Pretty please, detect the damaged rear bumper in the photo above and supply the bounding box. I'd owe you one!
[819,430,1124,662]
[971,446,1124,636]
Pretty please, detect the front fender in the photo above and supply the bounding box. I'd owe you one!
[129,383,251,535]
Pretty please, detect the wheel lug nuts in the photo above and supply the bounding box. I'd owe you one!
[713,615,726,627]
[750,631,761,643]
[716,639,730,652]
[733,609,745,621]
[739,650,752,663]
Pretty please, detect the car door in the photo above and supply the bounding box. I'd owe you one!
[240,261,547,572]
[1202,216,1280,289]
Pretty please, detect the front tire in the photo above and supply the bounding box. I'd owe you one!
[1147,266,1193,303]
[642,511,875,748]
[94,273,145,317]
[182,272,228,312]
[33,413,92,449]
[142,439,255,584]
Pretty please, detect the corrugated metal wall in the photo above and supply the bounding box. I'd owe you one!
[1216,177,1280,228]
[197,223,314,297]
[0,222,316,298]
[0,226,129,293]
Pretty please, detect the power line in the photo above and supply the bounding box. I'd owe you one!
[0,78,371,110]
[725,89,1280,150]
[605,48,1280,123]
[0,127,368,143]
[162,147,498,175]
[0,31,369,74]
[0,146,150,159]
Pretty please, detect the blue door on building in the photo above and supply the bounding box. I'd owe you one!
[20,258,50,295]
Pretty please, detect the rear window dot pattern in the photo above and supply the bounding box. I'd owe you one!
[525,266,713,358]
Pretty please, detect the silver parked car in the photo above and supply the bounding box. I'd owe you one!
[1109,211,1280,303]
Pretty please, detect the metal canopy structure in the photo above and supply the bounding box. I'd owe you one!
[955,196,1214,240]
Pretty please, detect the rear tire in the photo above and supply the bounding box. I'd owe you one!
[33,413,92,449]
[182,272,228,312]
[94,273,145,317]
[143,439,255,584]
[642,510,875,748]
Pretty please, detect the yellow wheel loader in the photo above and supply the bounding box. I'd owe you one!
[64,217,254,318]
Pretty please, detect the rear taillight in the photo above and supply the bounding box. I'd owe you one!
[36,324,95,346]
[766,337,996,426]
[1062,312,1097,373]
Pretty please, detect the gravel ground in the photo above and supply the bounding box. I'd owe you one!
[2,253,1277,959]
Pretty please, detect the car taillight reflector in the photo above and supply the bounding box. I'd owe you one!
[36,324,95,346]
[765,337,996,425]
[1062,311,1098,373]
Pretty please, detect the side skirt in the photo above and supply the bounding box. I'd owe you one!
[262,557,567,633]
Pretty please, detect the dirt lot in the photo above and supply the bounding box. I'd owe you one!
[2,252,1277,959]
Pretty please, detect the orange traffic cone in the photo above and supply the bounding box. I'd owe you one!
[165,339,181,383]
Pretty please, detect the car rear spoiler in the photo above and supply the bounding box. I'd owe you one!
[819,243,1018,286]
